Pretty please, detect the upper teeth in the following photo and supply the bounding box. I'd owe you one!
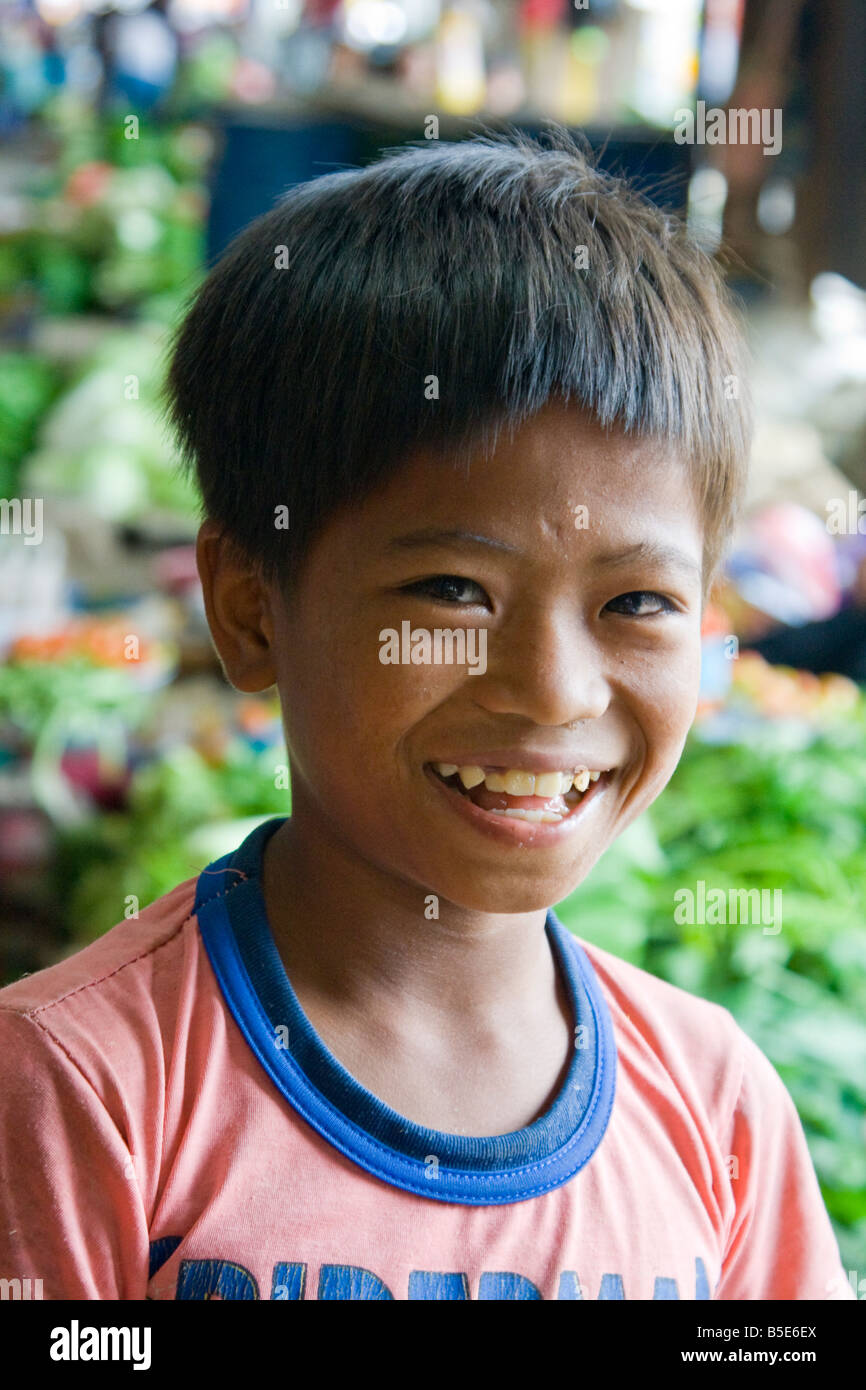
[434,765,602,795]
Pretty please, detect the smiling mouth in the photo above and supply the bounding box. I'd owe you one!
[427,762,608,824]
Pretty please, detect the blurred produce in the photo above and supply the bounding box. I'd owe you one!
[0,350,62,496]
[54,695,289,941]
[0,114,207,524]
[732,651,861,719]
[21,321,200,523]
[0,114,210,317]
[0,613,177,824]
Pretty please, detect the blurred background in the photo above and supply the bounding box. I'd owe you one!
[1,0,865,1284]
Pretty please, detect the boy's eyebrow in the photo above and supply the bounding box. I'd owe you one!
[386,528,521,555]
[594,540,703,582]
[386,529,702,580]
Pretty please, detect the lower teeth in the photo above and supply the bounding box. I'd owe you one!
[490,808,564,823]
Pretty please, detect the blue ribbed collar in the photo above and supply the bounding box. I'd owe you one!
[194,816,616,1204]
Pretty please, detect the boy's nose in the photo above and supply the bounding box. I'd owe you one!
[472,607,611,728]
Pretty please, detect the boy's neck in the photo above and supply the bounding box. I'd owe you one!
[260,811,574,1134]
[262,811,555,1019]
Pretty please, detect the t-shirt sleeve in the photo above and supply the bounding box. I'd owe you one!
[715,1021,854,1300]
[0,1006,151,1299]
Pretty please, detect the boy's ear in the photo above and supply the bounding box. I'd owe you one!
[195,519,277,692]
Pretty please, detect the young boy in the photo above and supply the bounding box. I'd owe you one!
[0,129,853,1301]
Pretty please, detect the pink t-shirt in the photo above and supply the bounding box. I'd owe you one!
[0,817,853,1301]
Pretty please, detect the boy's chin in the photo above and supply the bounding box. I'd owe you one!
[426,853,607,918]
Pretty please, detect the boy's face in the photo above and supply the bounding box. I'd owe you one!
[207,400,705,915]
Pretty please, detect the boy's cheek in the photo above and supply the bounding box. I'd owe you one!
[275,657,461,791]
[619,657,702,783]
[632,635,702,714]
[336,651,463,736]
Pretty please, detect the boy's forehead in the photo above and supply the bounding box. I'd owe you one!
[358,404,698,549]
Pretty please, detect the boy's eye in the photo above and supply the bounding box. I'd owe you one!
[605,590,677,616]
[401,574,490,606]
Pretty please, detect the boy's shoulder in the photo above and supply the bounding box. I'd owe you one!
[572,932,754,1114]
[0,874,200,1026]
[575,932,734,1032]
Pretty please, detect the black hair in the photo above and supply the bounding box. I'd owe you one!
[163,125,751,594]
